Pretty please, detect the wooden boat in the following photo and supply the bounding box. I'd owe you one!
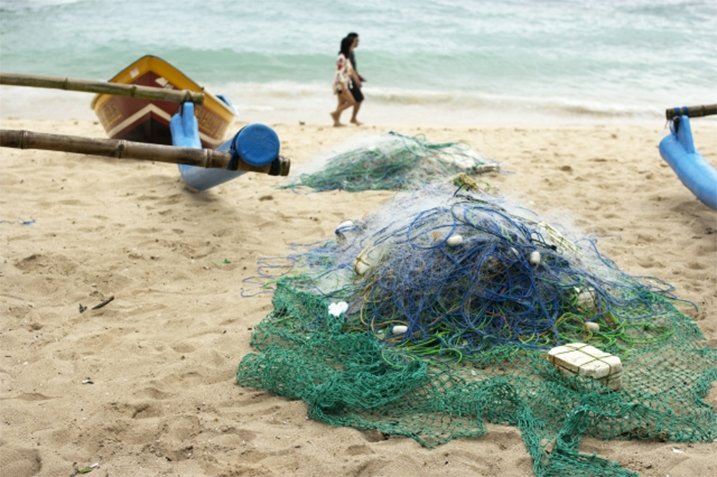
[1,63,288,190]
[659,113,717,210]
[90,55,235,149]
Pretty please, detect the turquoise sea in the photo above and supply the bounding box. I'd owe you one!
[1,0,715,125]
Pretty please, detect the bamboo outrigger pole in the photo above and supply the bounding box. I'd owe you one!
[0,72,205,104]
[665,104,717,120]
[0,129,290,176]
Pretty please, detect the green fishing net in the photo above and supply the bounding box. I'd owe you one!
[237,187,716,477]
[282,132,499,192]
[238,283,715,476]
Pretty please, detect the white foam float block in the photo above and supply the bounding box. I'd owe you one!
[547,343,622,380]
[597,374,622,391]
[552,363,623,391]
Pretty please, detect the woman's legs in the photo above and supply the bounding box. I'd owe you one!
[350,101,362,125]
[331,89,355,127]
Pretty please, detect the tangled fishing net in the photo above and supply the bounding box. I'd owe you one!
[282,132,499,192]
[237,186,716,477]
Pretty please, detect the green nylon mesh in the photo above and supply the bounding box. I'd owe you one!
[281,132,499,193]
[237,281,717,477]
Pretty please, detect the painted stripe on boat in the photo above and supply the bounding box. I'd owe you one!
[106,103,171,138]
[107,102,224,149]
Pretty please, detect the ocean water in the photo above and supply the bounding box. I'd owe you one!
[1,0,715,126]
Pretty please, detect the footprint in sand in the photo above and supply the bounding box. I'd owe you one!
[0,447,42,477]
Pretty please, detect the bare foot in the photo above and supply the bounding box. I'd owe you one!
[330,111,343,127]
[351,119,363,126]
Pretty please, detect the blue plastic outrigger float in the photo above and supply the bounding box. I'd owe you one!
[659,106,717,210]
[170,102,289,190]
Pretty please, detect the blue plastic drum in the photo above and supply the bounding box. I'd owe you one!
[172,103,280,190]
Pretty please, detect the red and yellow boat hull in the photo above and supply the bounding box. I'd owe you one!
[90,55,235,149]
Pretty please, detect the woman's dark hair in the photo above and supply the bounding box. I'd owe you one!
[339,36,353,57]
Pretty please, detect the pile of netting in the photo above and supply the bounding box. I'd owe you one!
[282,132,499,192]
[236,187,717,477]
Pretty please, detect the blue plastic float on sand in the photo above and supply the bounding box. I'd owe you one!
[170,102,283,190]
[659,111,717,210]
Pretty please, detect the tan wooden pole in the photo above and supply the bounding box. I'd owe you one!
[0,129,290,176]
[0,72,205,104]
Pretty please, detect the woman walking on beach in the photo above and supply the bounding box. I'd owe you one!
[347,32,365,126]
[331,36,360,127]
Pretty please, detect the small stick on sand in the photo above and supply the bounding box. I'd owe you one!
[91,296,115,310]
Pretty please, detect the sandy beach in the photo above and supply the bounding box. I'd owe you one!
[1,117,715,477]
